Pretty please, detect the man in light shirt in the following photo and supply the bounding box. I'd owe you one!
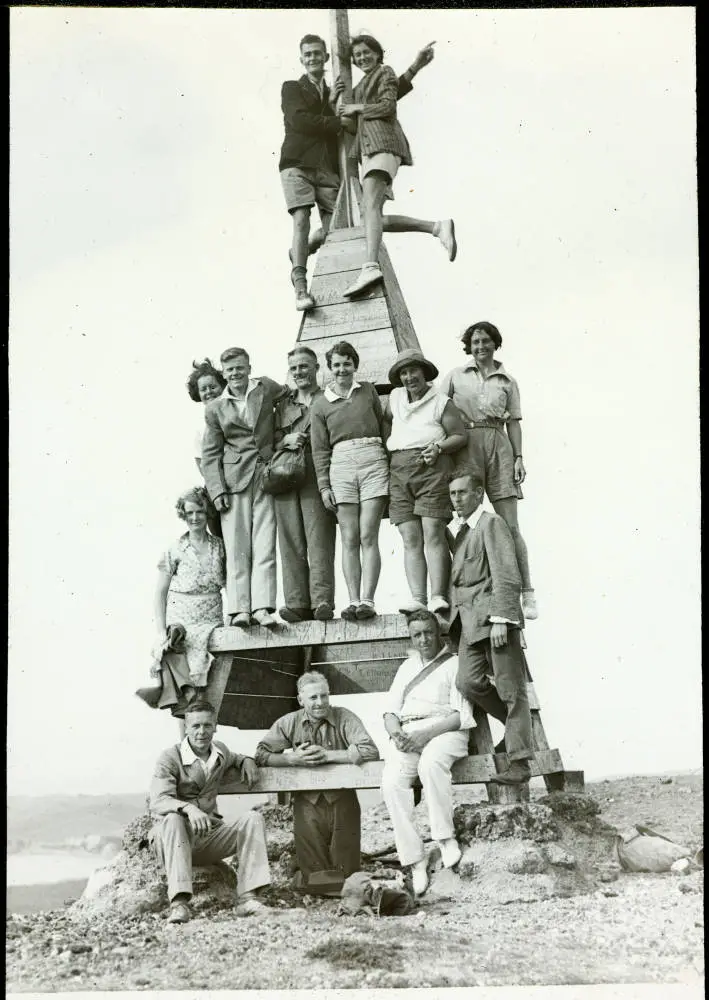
[149,700,271,924]
[448,468,534,786]
[382,609,475,896]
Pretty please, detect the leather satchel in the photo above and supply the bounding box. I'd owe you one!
[261,446,307,495]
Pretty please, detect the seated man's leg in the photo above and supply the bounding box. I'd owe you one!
[457,636,508,724]
[191,811,271,897]
[152,813,195,902]
[293,793,336,880]
[381,742,424,866]
[490,628,533,761]
[417,730,469,844]
[329,790,361,878]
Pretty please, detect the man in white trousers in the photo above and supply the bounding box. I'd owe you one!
[381,609,475,896]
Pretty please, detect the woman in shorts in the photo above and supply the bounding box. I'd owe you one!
[310,341,389,621]
[439,321,538,620]
[336,34,457,298]
[383,349,466,617]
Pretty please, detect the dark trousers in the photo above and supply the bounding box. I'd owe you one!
[456,627,533,761]
[293,790,361,879]
[274,469,336,611]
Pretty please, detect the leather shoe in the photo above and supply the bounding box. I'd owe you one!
[230,612,251,629]
[167,900,191,924]
[312,603,334,621]
[279,606,310,624]
[491,760,532,785]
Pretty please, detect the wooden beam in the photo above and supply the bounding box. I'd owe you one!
[329,8,357,225]
[298,297,392,339]
[309,269,385,308]
[218,749,564,795]
[209,614,411,653]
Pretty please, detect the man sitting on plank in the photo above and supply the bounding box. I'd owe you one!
[255,671,379,891]
[381,609,475,896]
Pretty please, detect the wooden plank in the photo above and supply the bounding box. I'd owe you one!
[218,749,564,795]
[298,298,392,340]
[314,657,405,694]
[225,657,301,698]
[323,226,366,244]
[301,328,401,387]
[204,653,236,717]
[527,683,540,711]
[379,242,420,354]
[209,614,410,653]
[309,268,385,308]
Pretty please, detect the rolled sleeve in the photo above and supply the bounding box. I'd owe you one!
[254,718,294,766]
[340,710,380,763]
[506,379,522,421]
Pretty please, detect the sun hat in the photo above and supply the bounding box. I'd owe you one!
[388,349,439,388]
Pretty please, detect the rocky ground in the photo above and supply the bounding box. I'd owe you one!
[5,773,703,992]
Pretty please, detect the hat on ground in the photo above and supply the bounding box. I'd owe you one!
[388,349,439,388]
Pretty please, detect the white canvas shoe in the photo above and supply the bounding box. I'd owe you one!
[343,263,383,298]
[439,837,462,869]
[411,859,429,896]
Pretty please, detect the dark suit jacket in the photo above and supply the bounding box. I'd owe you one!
[279,73,414,174]
[449,511,523,644]
[201,378,285,499]
[149,740,251,823]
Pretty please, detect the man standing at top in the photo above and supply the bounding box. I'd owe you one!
[279,33,436,312]
[273,346,336,623]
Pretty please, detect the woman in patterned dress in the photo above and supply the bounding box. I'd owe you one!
[138,486,226,715]
[439,322,538,621]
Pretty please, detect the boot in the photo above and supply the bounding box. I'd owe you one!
[291,266,314,312]
[490,759,532,785]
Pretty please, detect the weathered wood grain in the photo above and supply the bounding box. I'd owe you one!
[209,614,410,653]
[298,298,392,340]
[218,749,564,794]
[309,268,386,308]
[312,239,367,276]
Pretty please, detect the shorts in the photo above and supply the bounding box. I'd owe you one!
[453,427,523,502]
[361,152,400,201]
[388,449,453,525]
[329,439,389,505]
[280,166,340,215]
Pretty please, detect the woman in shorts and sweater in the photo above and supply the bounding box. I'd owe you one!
[439,321,537,620]
[383,349,466,617]
[335,34,457,298]
[310,341,389,621]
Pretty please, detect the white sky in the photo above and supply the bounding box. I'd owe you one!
[8,7,699,796]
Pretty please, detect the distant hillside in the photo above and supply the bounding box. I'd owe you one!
[8,794,149,848]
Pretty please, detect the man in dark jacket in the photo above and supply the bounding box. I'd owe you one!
[280,33,435,311]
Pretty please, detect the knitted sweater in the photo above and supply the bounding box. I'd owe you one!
[310,382,385,491]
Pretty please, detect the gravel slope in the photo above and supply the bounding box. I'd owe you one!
[6,773,704,991]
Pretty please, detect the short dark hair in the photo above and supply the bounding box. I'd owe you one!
[461,322,502,353]
[184,699,216,719]
[186,358,227,402]
[300,34,327,53]
[350,34,384,63]
[287,345,318,364]
[448,467,485,492]
[405,608,442,635]
[325,340,360,370]
[220,347,250,365]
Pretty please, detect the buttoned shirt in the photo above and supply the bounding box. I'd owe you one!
[385,647,474,730]
[254,706,379,804]
[179,737,223,782]
[439,361,522,426]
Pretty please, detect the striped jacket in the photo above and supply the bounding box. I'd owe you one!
[353,64,413,166]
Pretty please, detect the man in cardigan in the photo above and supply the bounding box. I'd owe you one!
[382,609,474,896]
[149,700,271,924]
[280,33,436,311]
[201,347,286,628]
[447,469,534,785]
[273,346,336,623]
[255,671,379,892]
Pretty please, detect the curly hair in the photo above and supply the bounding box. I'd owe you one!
[175,486,214,521]
[350,34,384,63]
[461,321,503,354]
[325,340,360,370]
[186,358,226,403]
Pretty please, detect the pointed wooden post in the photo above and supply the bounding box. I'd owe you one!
[329,9,358,229]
